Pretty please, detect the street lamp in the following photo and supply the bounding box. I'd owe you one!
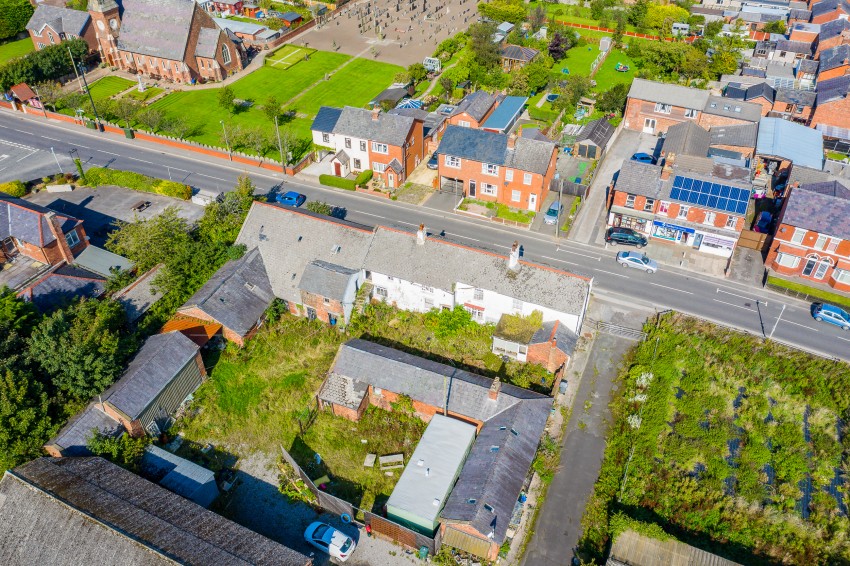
[220,120,232,161]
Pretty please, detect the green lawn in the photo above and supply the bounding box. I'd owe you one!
[87,76,135,101]
[592,48,638,91]
[124,86,164,102]
[235,50,349,103]
[0,38,34,65]
[558,42,600,77]
[290,58,404,116]
[768,276,850,310]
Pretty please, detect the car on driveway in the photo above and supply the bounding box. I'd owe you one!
[304,522,356,561]
[605,227,647,247]
[277,191,306,207]
[812,303,850,330]
[543,201,562,225]
[630,152,656,164]
[753,210,773,233]
[616,251,658,273]
[427,153,439,170]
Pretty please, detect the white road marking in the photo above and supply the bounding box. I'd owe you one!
[716,287,766,306]
[194,173,231,182]
[783,319,817,330]
[125,156,155,164]
[834,335,850,342]
[97,149,120,156]
[713,298,754,311]
[39,135,63,142]
[595,268,630,278]
[15,150,38,162]
[557,247,603,261]
[539,254,581,267]
[646,281,694,294]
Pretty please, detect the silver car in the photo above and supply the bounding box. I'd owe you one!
[616,251,658,273]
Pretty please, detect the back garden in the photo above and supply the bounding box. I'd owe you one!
[579,313,850,564]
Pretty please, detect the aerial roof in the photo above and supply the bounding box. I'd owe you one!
[141,445,218,508]
[44,403,123,457]
[437,126,555,175]
[627,78,710,110]
[72,245,133,278]
[756,117,823,170]
[662,122,710,158]
[386,415,476,526]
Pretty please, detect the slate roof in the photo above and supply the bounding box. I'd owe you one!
[0,193,79,247]
[787,164,833,187]
[703,95,763,123]
[331,107,414,147]
[627,78,710,110]
[44,403,123,457]
[819,17,850,40]
[757,117,823,169]
[530,320,579,356]
[19,266,105,312]
[662,122,710,157]
[235,203,375,306]
[710,124,758,148]
[298,260,359,301]
[103,332,200,420]
[501,44,538,62]
[614,160,664,199]
[389,107,446,138]
[775,88,816,107]
[26,5,90,35]
[789,8,811,20]
[195,26,221,59]
[796,58,818,75]
[179,247,274,337]
[783,182,850,240]
[364,227,590,318]
[370,86,409,106]
[774,39,813,56]
[117,0,197,61]
[454,90,499,122]
[437,125,555,175]
[3,457,310,565]
[576,118,614,148]
[819,44,850,73]
[815,75,850,105]
[114,264,164,323]
[141,445,218,508]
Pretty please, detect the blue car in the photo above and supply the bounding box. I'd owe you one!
[631,152,656,164]
[277,191,306,207]
[427,153,439,170]
[812,303,850,330]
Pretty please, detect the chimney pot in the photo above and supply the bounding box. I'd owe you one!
[507,134,517,148]
[372,107,380,121]
[416,223,426,245]
[489,376,501,400]
[508,241,520,271]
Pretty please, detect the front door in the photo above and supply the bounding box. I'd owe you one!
[334,162,341,176]
[388,173,395,188]
[528,193,537,211]
[643,118,656,134]
[469,179,476,197]
[802,257,817,277]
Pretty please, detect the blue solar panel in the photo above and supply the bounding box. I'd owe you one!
[668,176,750,215]
[684,178,694,190]
[708,195,719,209]
[670,187,681,200]
[673,175,684,188]
[697,192,709,205]
[720,185,730,198]
[710,183,721,196]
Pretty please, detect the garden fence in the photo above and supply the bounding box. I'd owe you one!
[549,178,588,198]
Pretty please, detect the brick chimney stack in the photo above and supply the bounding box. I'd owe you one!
[416,223,426,245]
[372,107,380,121]
[507,134,517,148]
[508,241,520,271]
[489,376,501,400]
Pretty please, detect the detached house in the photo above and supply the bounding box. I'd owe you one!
[311,106,425,188]
[500,44,538,72]
[445,90,499,129]
[624,78,709,134]
[26,5,96,51]
[436,125,557,212]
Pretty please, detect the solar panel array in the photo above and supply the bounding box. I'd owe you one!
[669,175,750,215]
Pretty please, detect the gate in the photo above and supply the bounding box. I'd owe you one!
[737,229,771,252]
[549,178,588,198]
[438,177,464,195]
[583,317,647,341]
[364,511,440,555]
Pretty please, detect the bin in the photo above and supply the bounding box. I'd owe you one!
[124,128,135,139]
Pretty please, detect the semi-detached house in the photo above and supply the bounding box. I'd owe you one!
[26,5,96,52]
[436,125,557,213]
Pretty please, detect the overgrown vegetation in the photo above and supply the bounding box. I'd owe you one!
[87,431,151,473]
[578,313,850,564]
[0,180,26,197]
[84,168,192,200]
[0,38,87,91]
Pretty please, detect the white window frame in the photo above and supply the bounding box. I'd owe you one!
[37,42,44,49]
[473,288,484,301]
[482,163,499,176]
[445,155,461,168]
[376,287,388,297]
[776,252,801,268]
[373,162,387,173]
[836,269,850,284]
[505,169,513,182]
[64,230,80,248]
[523,172,532,185]
[360,140,367,151]
[625,194,636,208]
[372,142,389,154]
[654,103,672,114]
[790,228,806,244]
[704,211,717,225]
[814,258,832,280]
[48,33,55,44]
[458,120,471,127]
[511,189,521,202]
[659,201,670,214]
[322,132,329,143]
[684,108,698,118]
[644,198,655,212]
[512,298,523,310]
[344,137,351,149]
[353,158,362,170]
[827,238,839,253]
[677,205,689,219]
[221,44,231,65]
[725,215,738,229]
[481,183,497,196]
[814,234,828,250]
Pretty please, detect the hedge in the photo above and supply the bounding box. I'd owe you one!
[354,170,373,186]
[319,174,356,190]
[528,106,560,123]
[84,167,191,200]
[0,180,26,197]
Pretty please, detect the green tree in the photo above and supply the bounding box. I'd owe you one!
[87,431,150,473]
[136,107,165,132]
[645,4,689,30]
[34,81,62,112]
[529,5,547,30]
[468,22,501,70]
[0,286,37,333]
[613,18,625,49]
[596,83,630,114]
[703,19,724,38]
[477,0,527,24]
[439,76,454,101]
[218,85,235,113]
[0,0,35,40]
[548,32,571,61]
[27,298,130,401]
[114,97,142,129]
[198,174,258,247]
[523,57,554,92]
[682,47,709,81]
[762,20,785,34]
[0,369,54,471]
[627,0,649,28]
[407,62,428,84]
[263,95,280,123]
[106,206,192,273]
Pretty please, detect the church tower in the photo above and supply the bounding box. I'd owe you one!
[88,0,121,67]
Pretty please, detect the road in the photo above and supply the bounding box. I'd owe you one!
[3,111,849,361]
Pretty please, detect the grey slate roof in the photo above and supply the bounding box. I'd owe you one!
[104,331,200,420]
[22,266,105,312]
[819,17,850,40]
[195,26,221,59]
[298,260,359,301]
[454,90,498,122]
[45,403,123,457]
[819,44,850,73]
[774,39,813,56]
[662,122,710,158]
[331,106,414,147]
[387,158,404,173]
[797,58,819,75]
[710,124,759,148]
[703,96,761,124]
[5,457,310,565]
[530,320,579,356]
[114,264,164,323]
[614,160,664,199]
[180,247,274,337]
[141,445,219,508]
[787,164,833,187]
[26,5,90,35]
[437,125,555,175]
[116,0,197,61]
[816,75,850,105]
[312,106,343,133]
[789,8,811,20]
[364,227,591,318]
[783,182,850,240]
[775,88,816,107]
[0,193,79,246]
[627,78,710,110]
[576,118,614,148]
[235,203,375,306]
[501,44,538,62]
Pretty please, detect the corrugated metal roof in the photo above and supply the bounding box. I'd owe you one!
[608,529,742,566]
[756,117,823,169]
[141,445,219,508]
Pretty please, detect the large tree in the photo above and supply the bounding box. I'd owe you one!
[0,0,34,40]
[198,174,258,247]
[548,32,571,61]
[0,369,54,471]
[106,206,192,273]
[468,22,501,70]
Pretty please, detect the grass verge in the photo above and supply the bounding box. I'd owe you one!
[767,276,850,310]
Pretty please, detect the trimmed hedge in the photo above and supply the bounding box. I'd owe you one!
[84,167,191,199]
[319,174,356,190]
[354,169,373,186]
[528,106,560,124]
[0,180,26,197]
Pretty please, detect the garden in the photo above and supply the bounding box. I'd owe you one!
[579,313,850,565]
[0,37,34,65]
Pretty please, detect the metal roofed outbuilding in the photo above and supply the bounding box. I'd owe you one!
[756,117,824,170]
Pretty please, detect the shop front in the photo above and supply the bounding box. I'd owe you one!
[608,206,654,235]
[651,221,737,258]
[652,220,695,244]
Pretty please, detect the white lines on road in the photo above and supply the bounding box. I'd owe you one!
[645,281,694,294]
[125,156,155,165]
[193,172,231,182]
[594,268,630,278]
[834,335,850,343]
[15,150,37,162]
[97,149,120,156]
[556,247,602,261]
[716,287,766,306]
[39,135,63,142]
[539,254,581,267]
[783,319,817,331]
[713,298,754,311]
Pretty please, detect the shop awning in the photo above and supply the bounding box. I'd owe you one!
[610,205,655,221]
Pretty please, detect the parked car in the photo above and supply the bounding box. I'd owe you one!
[277,191,306,207]
[630,152,656,164]
[543,201,562,225]
[753,211,773,233]
[616,251,658,273]
[605,227,647,247]
[427,153,439,170]
[812,303,850,330]
[304,522,356,562]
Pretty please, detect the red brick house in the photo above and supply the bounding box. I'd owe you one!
[435,125,557,213]
[624,79,710,135]
[814,18,850,56]
[491,316,575,373]
[26,5,97,51]
[698,95,763,128]
[723,82,775,116]
[766,180,850,292]
[771,88,816,124]
[811,75,850,131]
[445,90,499,129]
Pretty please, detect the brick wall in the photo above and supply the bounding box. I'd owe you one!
[624,98,698,134]
[771,101,812,124]
[102,402,145,437]
[612,189,746,232]
[697,112,755,129]
[710,143,755,159]
[176,306,248,346]
[300,290,345,324]
[766,221,850,290]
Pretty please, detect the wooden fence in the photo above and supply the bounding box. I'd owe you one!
[737,229,771,252]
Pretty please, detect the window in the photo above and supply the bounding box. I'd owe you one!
[644,198,655,212]
[677,205,689,219]
[625,194,636,208]
[815,234,828,250]
[360,140,367,151]
[725,215,738,229]
[511,190,521,202]
[344,137,351,149]
[473,288,484,300]
[654,103,672,114]
[48,33,55,44]
[836,269,850,284]
[814,258,832,279]
[322,132,329,143]
[459,120,471,127]
[776,252,801,268]
[704,211,717,225]
[790,228,806,244]
[512,298,523,310]
[424,297,434,308]
[221,44,231,64]
[323,297,330,305]
[482,163,499,176]
[684,108,698,118]
[827,238,839,253]
[372,142,389,154]
[484,504,495,513]
[481,183,497,196]
[37,42,44,49]
[376,287,388,298]
[523,173,532,185]
[445,155,461,168]
[505,169,513,181]
[465,306,484,321]
[125,53,131,63]
[353,158,361,169]
[373,162,387,172]
[659,201,670,214]
[64,230,80,248]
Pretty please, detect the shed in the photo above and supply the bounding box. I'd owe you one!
[141,445,219,508]
[280,11,303,26]
[574,118,614,158]
[756,117,823,170]
[481,96,527,134]
[386,415,476,535]
[9,83,36,103]
[607,529,742,566]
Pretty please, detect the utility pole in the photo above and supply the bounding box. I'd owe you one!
[274,114,284,168]
[77,63,101,128]
[67,46,83,92]
[220,120,232,160]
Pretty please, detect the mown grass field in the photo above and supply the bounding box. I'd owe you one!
[87,76,135,101]
[125,86,164,102]
[0,38,34,65]
[265,44,317,69]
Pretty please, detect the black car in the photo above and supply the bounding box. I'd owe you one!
[605,227,647,247]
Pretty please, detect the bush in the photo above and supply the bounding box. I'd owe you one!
[152,179,192,200]
[319,174,356,190]
[354,169,373,186]
[0,180,26,197]
[84,167,191,199]
[528,106,559,123]
[305,200,333,216]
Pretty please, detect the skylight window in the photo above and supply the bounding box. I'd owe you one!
[484,504,495,513]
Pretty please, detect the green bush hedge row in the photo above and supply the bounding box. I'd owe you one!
[84,167,191,200]
[0,180,27,197]
[528,106,560,123]
[320,170,373,191]
[354,170,373,185]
